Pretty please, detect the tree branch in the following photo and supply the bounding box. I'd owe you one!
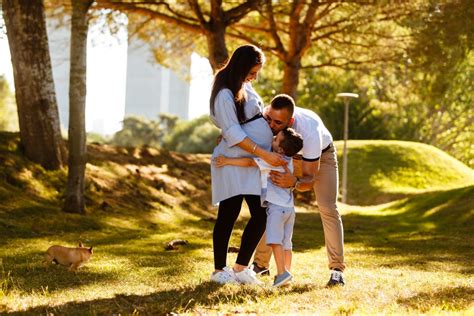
[261,0,286,58]
[187,0,208,28]
[210,0,223,23]
[127,16,154,40]
[110,0,199,23]
[96,1,203,34]
[225,0,262,25]
[231,23,275,35]
[226,28,285,60]
[323,35,406,50]
[302,55,399,70]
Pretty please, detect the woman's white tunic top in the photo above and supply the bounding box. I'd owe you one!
[210,83,273,205]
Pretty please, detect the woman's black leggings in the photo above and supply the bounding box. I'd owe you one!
[213,194,267,270]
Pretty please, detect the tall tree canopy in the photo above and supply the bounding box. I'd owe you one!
[96,0,263,71]
[230,1,418,98]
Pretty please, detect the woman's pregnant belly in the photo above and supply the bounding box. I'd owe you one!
[212,117,273,158]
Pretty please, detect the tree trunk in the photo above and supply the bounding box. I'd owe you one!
[282,59,301,99]
[206,22,229,72]
[62,0,93,214]
[2,0,66,170]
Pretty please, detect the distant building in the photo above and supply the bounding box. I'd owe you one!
[46,18,70,134]
[46,15,190,135]
[124,39,190,121]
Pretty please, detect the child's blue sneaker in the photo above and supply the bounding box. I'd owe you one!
[272,271,292,287]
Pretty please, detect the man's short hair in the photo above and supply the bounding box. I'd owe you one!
[279,128,303,157]
[271,94,295,117]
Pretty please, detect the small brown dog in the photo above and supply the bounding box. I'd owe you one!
[44,241,93,271]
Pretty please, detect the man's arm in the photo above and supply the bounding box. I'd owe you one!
[269,160,319,192]
[214,155,257,168]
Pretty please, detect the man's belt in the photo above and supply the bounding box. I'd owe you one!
[322,143,332,153]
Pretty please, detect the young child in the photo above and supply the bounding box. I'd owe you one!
[214,127,303,287]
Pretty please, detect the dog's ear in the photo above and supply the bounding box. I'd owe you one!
[89,247,93,254]
[78,241,83,247]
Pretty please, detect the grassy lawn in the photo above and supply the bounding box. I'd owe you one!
[0,133,473,314]
[332,140,474,205]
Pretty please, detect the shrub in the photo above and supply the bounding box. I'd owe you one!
[162,115,220,153]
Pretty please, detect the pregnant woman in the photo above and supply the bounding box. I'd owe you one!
[210,45,285,284]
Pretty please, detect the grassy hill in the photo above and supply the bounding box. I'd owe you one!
[333,140,474,205]
[0,132,473,314]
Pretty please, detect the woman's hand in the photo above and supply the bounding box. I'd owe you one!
[262,151,287,167]
[213,155,228,168]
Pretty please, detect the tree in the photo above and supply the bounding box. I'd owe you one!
[96,0,263,72]
[230,0,418,99]
[63,0,94,214]
[2,0,66,170]
[404,0,474,166]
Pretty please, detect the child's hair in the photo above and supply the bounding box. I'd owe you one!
[279,128,303,157]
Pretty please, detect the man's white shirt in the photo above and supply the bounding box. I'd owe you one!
[291,107,333,161]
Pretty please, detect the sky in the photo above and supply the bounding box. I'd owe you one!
[0,15,212,135]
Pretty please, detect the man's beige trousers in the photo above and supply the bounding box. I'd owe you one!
[253,146,345,271]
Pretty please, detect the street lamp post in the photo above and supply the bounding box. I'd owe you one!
[336,92,359,204]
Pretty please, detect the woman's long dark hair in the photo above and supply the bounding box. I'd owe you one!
[210,45,265,123]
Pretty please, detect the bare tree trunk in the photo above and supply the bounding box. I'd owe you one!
[206,25,229,72]
[2,0,66,170]
[62,0,93,214]
[282,60,301,99]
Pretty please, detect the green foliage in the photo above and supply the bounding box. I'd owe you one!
[258,68,394,141]
[299,69,393,141]
[87,132,110,144]
[111,116,161,147]
[110,114,180,148]
[162,115,220,154]
[0,76,18,132]
[110,114,219,153]
[158,112,180,132]
[255,2,473,168]
[258,31,473,168]
[400,1,474,167]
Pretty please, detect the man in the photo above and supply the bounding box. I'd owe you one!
[253,94,345,287]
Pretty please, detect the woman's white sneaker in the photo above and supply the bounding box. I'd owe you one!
[234,265,264,285]
[210,266,238,284]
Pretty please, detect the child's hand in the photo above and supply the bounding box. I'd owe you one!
[214,156,227,168]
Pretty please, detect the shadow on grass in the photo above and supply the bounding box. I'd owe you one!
[0,204,104,245]
[85,167,214,228]
[1,252,116,294]
[342,186,474,271]
[291,211,325,252]
[397,286,474,312]
[337,145,414,205]
[6,280,316,315]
